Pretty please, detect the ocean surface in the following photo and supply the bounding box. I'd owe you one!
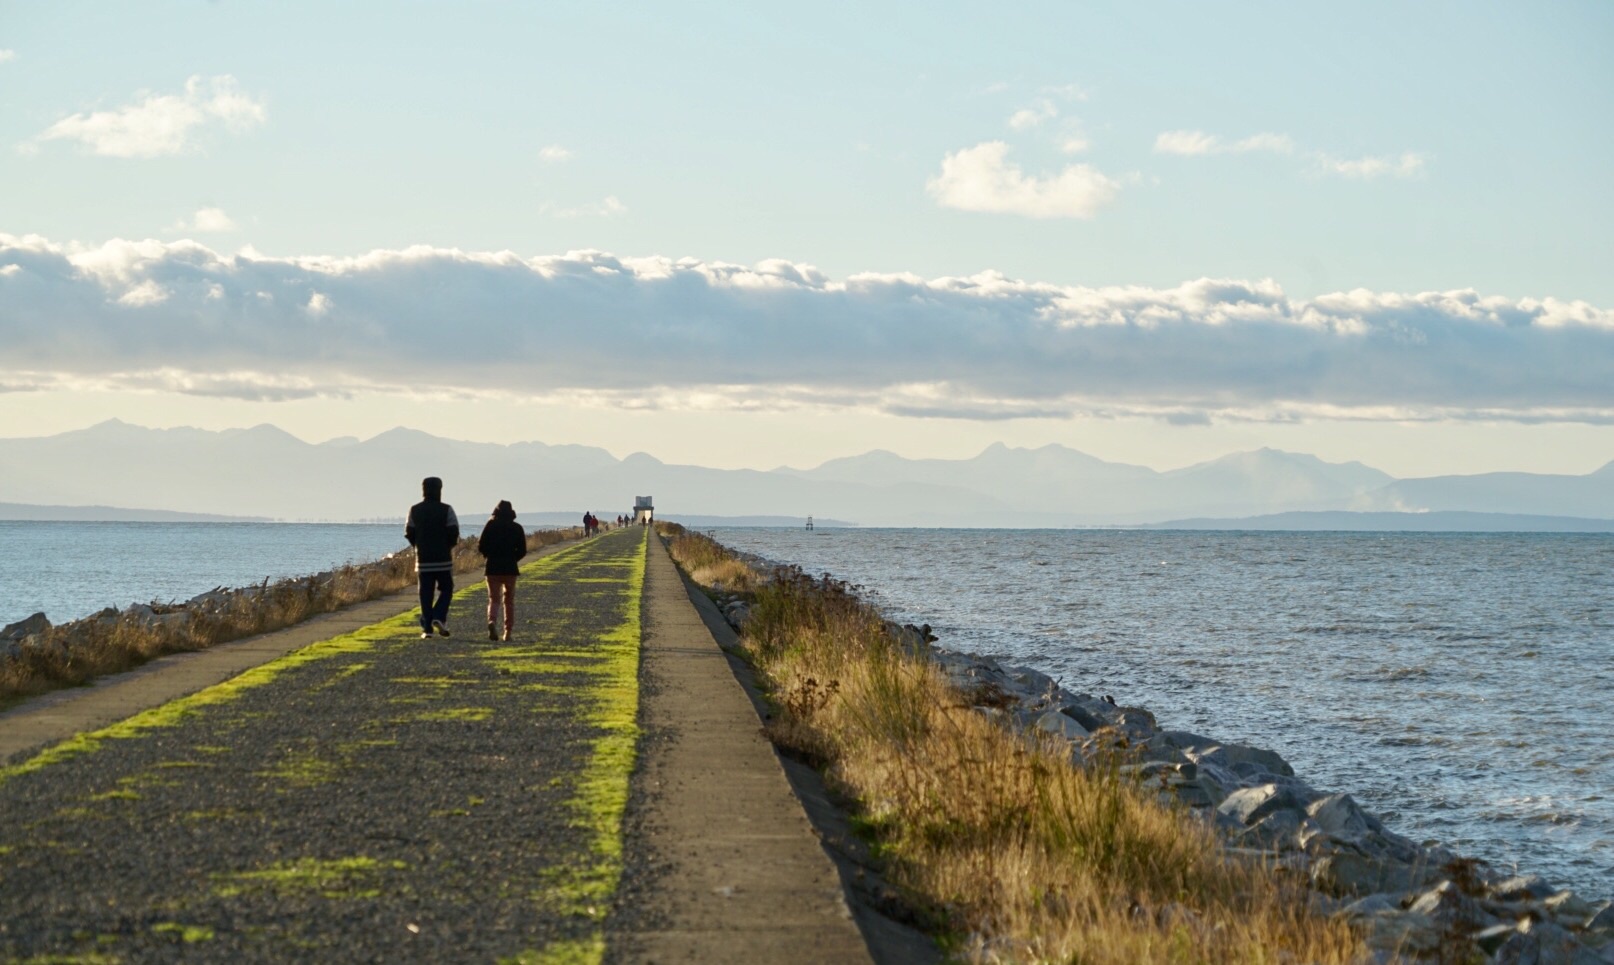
[0,521,409,629]
[709,527,1614,898]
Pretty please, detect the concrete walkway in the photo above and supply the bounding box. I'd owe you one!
[608,532,873,964]
[0,529,879,964]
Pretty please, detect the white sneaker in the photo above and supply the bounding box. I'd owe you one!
[420,631,433,639]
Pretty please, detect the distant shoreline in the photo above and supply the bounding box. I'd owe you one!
[1138,509,1614,533]
[5,502,1614,533]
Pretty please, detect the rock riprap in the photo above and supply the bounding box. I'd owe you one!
[705,592,1614,964]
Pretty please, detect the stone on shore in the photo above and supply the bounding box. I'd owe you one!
[905,627,1614,962]
[2,612,51,640]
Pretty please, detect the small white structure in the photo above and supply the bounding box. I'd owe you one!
[633,495,654,525]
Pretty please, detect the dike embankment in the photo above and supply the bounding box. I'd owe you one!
[0,527,877,964]
[674,528,1614,964]
[0,529,573,709]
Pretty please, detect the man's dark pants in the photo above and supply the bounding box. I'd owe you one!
[419,571,454,631]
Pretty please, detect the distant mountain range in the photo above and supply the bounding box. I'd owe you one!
[1,420,1611,529]
[0,502,268,523]
[1144,511,1614,533]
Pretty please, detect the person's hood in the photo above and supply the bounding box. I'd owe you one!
[492,500,516,521]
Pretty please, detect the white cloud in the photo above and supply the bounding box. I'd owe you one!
[170,207,237,233]
[538,144,573,162]
[5,234,1611,423]
[1041,83,1089,102]
[1058,135,1090,155]
[1155,130,1294,155]
[27,75,266,158]
[1314,151,1427,179]
[927,141,1120,219]
[1232,132,1295,154]
[541,195,627,219]
[1008,99,1058,130]
[1155,130,1220,155]
[1157,130,1428,182]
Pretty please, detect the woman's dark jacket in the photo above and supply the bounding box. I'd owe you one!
[477,508,528,576]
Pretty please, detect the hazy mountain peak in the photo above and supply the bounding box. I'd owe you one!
[223,423,304,444]
[367,426,442,444]
[71,417,139,438]
[1178,447,1388,476]
[621,451,664,467]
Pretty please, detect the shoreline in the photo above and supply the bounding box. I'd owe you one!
[0,527,585,707]
[694,537,1614,962]
[906,638,1614,960]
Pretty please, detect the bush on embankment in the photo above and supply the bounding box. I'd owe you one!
[0,528,579,707]
[664,526,1368,964]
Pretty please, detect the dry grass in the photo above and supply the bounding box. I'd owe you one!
[668,530,1370,964]
[661,523,755,592]
[0,528,579,707]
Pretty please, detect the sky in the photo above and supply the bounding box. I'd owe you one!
[2,1,1613,478]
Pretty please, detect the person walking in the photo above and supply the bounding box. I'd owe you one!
[406,476,460,639]
[478,499,527,641]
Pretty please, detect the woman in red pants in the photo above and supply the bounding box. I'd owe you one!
[477,500,527,641]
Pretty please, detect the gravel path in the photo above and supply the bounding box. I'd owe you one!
[0,528,646,964]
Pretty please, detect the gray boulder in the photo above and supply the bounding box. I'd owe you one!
[1475,922,1522,955]
[1307,793,1379,837]
[1236,809,1307,851]
[1491,874,1559,903]
[1034,711,1089,741]
[1312,851,1436,897]
[1493,917,1604,964]
[1546,890,1601,927]
[1406,880,1496,931]
[1057,701,1110,733]
[1005,665,1057,698]
[1217,783,1307,827]
[1191,741,1295,779]
[1363,910,1442,958]
[1339,893,1402,918]
[2,612,51,640]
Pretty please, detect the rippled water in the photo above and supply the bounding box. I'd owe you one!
[711,527,1614,898]
[0,521,409,628]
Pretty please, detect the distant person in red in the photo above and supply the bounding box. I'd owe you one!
[477,500,527,642]
[405,476,459,639]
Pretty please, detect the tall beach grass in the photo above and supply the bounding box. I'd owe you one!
[662,524,1370,964]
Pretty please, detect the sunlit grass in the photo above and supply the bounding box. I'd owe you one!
[0,529,580,704]
[666,526,1369,964]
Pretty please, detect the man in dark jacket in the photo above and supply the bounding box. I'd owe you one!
[477,500,527,641]
[405,476,459,639]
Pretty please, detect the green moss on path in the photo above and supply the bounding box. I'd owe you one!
[0,529,648,964]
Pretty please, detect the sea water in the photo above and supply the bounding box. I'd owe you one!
[0,521,409,629]
[710,527,1614,898]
